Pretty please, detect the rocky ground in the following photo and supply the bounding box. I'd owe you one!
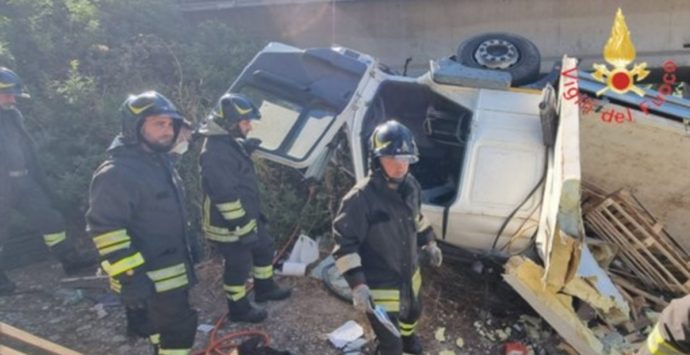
[0,253,568,355]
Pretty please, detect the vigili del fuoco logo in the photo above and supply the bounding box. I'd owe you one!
[592,8,649,96]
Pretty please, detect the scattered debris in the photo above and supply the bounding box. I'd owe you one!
[279,235,319,276]
[439,350,456,355]
[91,303,108,319]
[280,261,307,276]
[504,256,612,354]
[434,327,446,342]
[455,337,464,348]
[556,342,579,355]
[197,324,214,334]
[504,341,528,355]
[328,320,364,350]
[581,186,690,350]
[583,188,690,295]
[54,288,84,305]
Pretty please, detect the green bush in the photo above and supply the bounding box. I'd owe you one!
[0,0,353,257]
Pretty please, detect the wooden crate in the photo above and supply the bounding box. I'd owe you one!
[584,189,690,295]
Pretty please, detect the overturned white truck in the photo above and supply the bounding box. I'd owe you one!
[222,33,690,354]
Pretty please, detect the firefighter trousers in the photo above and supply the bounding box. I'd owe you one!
[368,269,423,355]
[0,175,68,269]
[148,288,198,353]
[213,224,275,307]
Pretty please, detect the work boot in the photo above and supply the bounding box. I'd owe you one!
[254,278,292,303]
[402,334,423,355]
[55,247,98,275]
[0,271,16,296]
[228,298,267,323]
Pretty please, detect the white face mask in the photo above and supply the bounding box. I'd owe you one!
[170,140,189,156]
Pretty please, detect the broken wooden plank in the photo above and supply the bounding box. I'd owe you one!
[0,322,82,355]
[504,256,614,355]
[0,345,26,355]
[610,276,669,309]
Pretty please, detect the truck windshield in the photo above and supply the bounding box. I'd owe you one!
[241,86,337,162]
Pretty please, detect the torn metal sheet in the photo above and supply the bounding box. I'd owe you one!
[520,57,630,352]
[536,57,581,279]
[503,256,618,355]
[567,245,630,324]
[535,56,629,320]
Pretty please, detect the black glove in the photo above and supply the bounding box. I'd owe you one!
[119,272,155,309]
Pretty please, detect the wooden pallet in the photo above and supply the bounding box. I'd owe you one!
[0,322,82,355]
[584,189,690,295]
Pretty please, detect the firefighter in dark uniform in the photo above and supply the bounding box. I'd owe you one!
[198,93,291,323]
[638,294,690,354]
[0,67,94,295]
[86,91,198,354]
[332,120,443,355]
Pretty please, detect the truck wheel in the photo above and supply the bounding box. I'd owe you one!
[456,33,541,86]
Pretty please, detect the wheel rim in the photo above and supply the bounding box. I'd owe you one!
[474,39,520,69]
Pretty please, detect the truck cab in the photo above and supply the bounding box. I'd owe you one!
[228,41,553,256]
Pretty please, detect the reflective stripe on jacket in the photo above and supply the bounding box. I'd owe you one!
[332,171,434,313]
[199,135,260,243]
[86,140,195,292]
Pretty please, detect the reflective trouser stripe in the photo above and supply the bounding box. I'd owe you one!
[149,334,160,346]
[224,284,246,301]
[93,229,131,256]
[43,231,66,247]
[412,268,421,297]
[647,323,682,354]
[371,289,400,312]
[158,348,190,355]
[147,263,189,293]
[101,252,145,277]
[253,265,273,280]
[203,199,256,242]
[399,320,418,336]
[109,277,122,293]
[370,269,421,313]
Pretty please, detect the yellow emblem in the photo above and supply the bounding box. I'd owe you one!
[374,134,391,150]
[128,102,154,115]
[592,8,649,96]
[233,102,252,116]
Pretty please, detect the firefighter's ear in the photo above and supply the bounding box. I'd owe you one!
[367,210,390,225]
